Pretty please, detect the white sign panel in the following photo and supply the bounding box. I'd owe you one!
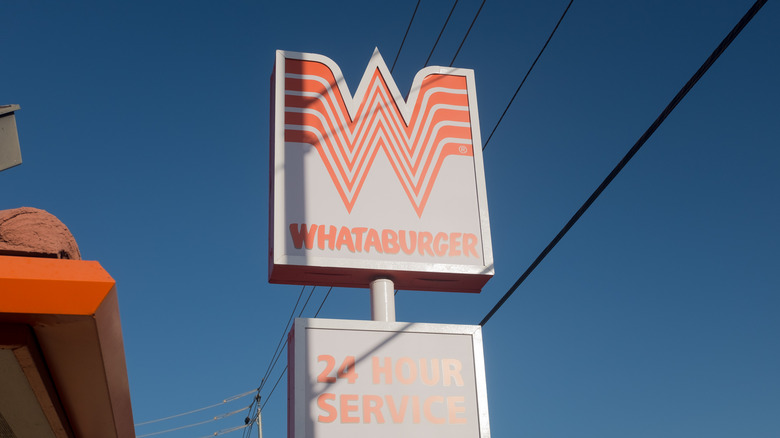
[270,50,493,292]
[288,318,491,438]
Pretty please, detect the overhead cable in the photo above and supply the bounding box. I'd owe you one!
[313,286,333,317]
[449,0,486,66]
[135,406,249,438]
[478,0,768,327]
[482,0,574,151]
[256,286,317,402]
[242,402,259,438]
[240,391,261,438]
[228,286,305,437]
[255,286,332,415]
[260,365,288,412]
[297,285,317,317]
[257,285,306,392]
[197,423,249,438]
[242,394,262,438]
[134,388,257,427]
[391,0,422,73]
[424,0,460,67]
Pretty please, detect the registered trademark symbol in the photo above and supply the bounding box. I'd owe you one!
[459,145,468,154]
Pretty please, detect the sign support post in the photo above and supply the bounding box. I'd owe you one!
[370,278,395,322]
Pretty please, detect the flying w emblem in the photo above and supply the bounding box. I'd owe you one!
[277,49,479,217]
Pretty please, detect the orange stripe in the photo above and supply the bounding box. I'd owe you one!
[283,59,475,216]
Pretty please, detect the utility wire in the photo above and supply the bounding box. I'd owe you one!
[231,284,312,436]
[254,287,332,415]
[228,286,304,436]
[260,365,288,412]
[137,291,301,436]
[391,0,421,73]
[482,0,574,151]
[479,0,768,327]
[242,393,262,438]
[136,419,215,438]
[257,285,306,392]
[298,285,317,317]
[242,405,261,438]
[197,423,249,438]
[313,286,333,317]
[240,392,261,438]
[255,285,317,404]
[387,0,566,302]
[390,0,485,299]
[135,407,248,438]
[241,405,257,438]
[449,0,486,66]
[424,0,460,67]
[134,389,257,427]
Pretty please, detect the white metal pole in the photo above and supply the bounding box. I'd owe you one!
[370,278,395,322]
[257,408,262,438]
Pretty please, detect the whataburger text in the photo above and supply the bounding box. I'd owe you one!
[289,223,480,258]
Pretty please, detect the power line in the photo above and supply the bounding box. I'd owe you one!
[479,0,768,327]
[388,0,485,300]
[197,423,249,438]
[134,388,257,427]
[252,286,332,416]
[260,365,288,412]
[256,286,316,399]
[137,288,306,435]
[241,392,263,438]
[482,0,574,151]
[424,0,460,67]
[242,397,262,438]
[191,287,308,437]
[449,0,486,66]
[297,285,317,317]
[241,401,258,438]
[241,392,261,438]
[257,285,306,393]
[387,0,567,303]
[233,389,260,437]
[391,0,421,73]
[135,406,249,438]
[313,286,333,317]
[248,288,333,418]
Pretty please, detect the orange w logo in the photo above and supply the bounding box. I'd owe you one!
[279,50,477,217]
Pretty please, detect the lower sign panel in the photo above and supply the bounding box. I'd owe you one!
[288,318,490,438]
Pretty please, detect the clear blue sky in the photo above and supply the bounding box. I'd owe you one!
[2,1,778,437]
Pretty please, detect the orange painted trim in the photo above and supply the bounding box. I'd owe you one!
[0,256,115,315]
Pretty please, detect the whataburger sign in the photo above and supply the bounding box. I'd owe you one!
[270,49,493,292]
